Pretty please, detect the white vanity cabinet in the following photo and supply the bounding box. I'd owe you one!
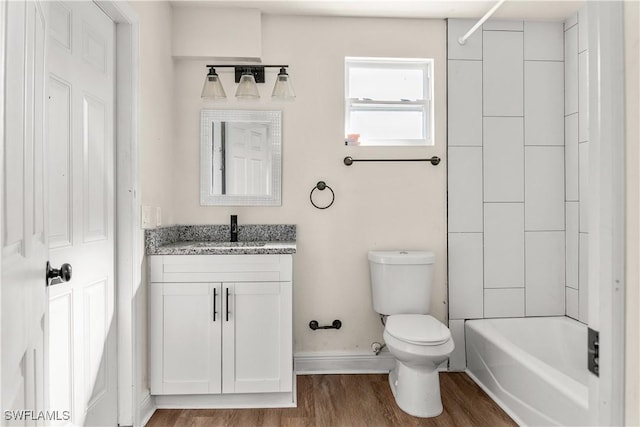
[149,254,294,407]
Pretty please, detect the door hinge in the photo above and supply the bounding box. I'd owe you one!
[588,327,599,376]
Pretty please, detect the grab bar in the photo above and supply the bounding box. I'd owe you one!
[343,156,441,166]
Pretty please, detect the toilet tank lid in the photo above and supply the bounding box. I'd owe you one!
[368,251,435,265]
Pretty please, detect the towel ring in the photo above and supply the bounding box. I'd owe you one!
[310,181,335,210]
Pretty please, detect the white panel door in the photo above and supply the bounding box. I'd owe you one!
[226,123,269,196]
[2,0,48,424]
[150,283,222,395]
[222,282,292,394]
[46,1,116,425]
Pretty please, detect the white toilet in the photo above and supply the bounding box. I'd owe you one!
[369,250,454,418]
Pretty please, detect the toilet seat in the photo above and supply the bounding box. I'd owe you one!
[385,314,451,346]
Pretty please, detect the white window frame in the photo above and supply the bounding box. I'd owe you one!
[344,57,434,146]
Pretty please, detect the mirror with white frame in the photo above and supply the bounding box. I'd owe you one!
[200,110,282,206]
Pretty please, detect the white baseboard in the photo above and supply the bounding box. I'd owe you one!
[295,350,451,375]
[294,350,396,374]
[154,392,295,409]
[139,392,156,427]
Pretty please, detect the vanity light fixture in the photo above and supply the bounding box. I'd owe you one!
[201,66,227,100]
[201,65,295,101]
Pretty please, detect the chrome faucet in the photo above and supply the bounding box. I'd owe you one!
[230,215,238,242]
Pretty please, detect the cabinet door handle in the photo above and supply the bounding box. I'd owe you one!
[213,288,218,322]
[225,287,230,322]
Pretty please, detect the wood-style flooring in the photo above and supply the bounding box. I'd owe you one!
[146,373,516,427]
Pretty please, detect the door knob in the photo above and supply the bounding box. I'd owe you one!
[46,261,72,286]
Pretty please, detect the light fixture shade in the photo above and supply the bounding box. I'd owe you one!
[272,67,295,100]
[235,73,260,99]
[201,68,226,100]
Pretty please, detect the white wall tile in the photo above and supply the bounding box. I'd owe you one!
[448,320,466,371]
[564,26,579,115]
[525,147,565,231]
[484,288,525,318]
[448,147,483,232]
[579,142,589,233]
[564,21,579,324]
[448,18,582,325]
[483,31,524,116]
[524,61,564,146]
[579,233,589,323]
[566,287,579,319]
[524,22,564,60]
[578,51,590,142]
[483,20,523,31]
[566,202,579,290]
[578,7,588,53]
[484,203,524,288]
[565,114,579,201]
[579,233,588,291]
[525,231,565,316]
[448,60,482,146]
[483,117,524,202]
[448,19,482,60]
[579,231,589,323]
[564,14,578,31]
[448,233,484,319]
[579,288,588,324]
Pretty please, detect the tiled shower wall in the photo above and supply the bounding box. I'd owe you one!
[447,19,568,370]
[564,9,589,324]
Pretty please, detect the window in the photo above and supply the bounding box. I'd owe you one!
[345,57,434,146]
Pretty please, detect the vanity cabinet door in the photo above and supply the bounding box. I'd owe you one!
[222,282,293,394]
[150,282,223,395]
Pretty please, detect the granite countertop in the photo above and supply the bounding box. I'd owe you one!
[145,224,296,255]
[151,240,296,255]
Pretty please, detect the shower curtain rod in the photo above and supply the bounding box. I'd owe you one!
[458,0,508,45]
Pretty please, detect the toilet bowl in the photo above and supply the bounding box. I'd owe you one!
[383,314,454,417]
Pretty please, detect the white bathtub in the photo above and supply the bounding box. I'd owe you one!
[465,317,589,426]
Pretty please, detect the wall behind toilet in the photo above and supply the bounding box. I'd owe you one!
[168,14,448,353]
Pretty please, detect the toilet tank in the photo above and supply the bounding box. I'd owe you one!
[368,251,436,315]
